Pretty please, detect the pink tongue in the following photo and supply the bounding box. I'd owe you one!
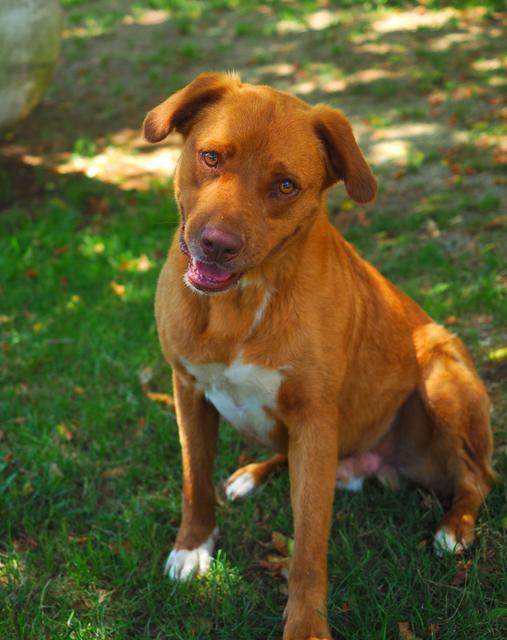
[192,260,233,283]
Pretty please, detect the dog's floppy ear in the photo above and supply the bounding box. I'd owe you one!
[144,72,240,143]
[312,105,377,203]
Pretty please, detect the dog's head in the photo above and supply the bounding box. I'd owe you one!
[144,72,376,294]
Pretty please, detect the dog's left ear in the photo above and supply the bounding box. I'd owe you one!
[144,72,240,143]
[312,106,377,203]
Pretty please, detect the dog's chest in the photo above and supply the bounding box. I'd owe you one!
[181,357,283,448]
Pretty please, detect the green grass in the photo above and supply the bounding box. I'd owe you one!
[1,0,506,638]
[1,164,505,640]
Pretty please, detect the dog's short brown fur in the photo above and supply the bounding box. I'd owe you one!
[144,73,496,640]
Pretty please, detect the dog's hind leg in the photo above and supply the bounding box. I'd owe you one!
[225,453,287,501]
[403,327,497,554]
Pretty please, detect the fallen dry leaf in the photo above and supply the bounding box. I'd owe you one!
[73,386,86,396]
[398,621,421,640]
[110,281,126,297]
[427,623,440,636]
[68,534,89,545]
[101,466,126,479]
[258,554,291,580]
[14,535,39,552]
[145,391,174,408]
[452,559,472,587]
[72,594,92,610]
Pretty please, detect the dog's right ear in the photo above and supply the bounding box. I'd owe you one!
[143,72,240,143]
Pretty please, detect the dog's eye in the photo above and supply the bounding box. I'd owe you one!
[202,151,219,167]
[279,179,296,195]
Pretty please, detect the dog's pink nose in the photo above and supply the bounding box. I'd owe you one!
[200,226,243,262]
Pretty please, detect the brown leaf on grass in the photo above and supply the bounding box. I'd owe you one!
[398,621,421,640]
[110,281,126,297]
[445,315,459,326]
[427,623,441,636]
[452,559,472,587]
[427,91,445,106]
[101,466,126,479]
[119,255,152,272]
[73,386,86,396]
[14,535,39,552]
[97,589,111,604]
[68,534,89,545]
[24,268,39,279]
[145,391,174,408]
[53,245,69,256]
[258,554,291,580]
[72,594,92,610]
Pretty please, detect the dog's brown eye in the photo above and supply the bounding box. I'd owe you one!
[202,151,219,167]
[279,179,295,195]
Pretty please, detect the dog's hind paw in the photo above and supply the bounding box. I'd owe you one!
[164,528,218,580]
[433,527,466,556]
[225,471,257,501]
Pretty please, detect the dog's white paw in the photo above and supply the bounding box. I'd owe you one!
[433,528,466,556]
[225,472,257,501]
[336,476,364,492]
[164,528,218,580]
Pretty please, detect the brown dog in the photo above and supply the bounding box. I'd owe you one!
[143,73,496,640]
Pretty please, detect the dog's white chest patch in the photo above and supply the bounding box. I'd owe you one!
[181,356,282,448]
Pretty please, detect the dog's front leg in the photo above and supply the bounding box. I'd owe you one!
[164,370,219,580]
[284,414,338,640]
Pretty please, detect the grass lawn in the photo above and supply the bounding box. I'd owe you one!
[1,1,506,639]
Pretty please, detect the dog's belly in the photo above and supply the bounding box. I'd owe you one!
[180,356,283,448]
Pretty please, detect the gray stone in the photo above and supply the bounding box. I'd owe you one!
[0,0,63,131]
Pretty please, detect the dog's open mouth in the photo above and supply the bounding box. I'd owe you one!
[186,257,238,293]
